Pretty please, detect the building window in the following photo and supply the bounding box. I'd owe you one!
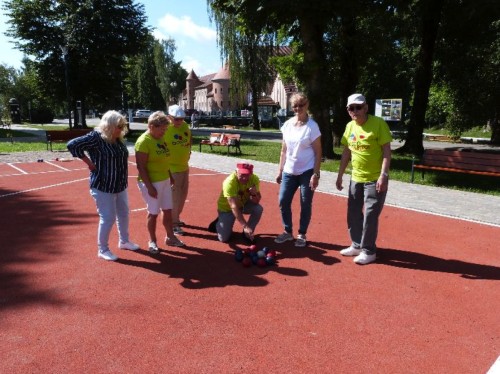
[215,88,217,94]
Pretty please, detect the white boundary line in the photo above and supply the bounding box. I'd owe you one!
[487,356,500,374]
[45,160,72,171]
[6,163,28,174]
[0,178,88,198]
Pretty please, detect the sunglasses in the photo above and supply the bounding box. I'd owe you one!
[292,103,306,109]
[347,105,364,112]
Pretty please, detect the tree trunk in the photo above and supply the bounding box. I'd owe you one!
[299,18,334,159]
[396,0,445,156]
[491,113,500,145]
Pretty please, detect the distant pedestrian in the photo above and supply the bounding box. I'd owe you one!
[336,93,392,265]
[274,92,322,247]
[67,110,139,261]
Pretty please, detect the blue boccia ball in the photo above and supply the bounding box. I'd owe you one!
[251,254,259,265]
[235,249,244,262]
[262,247,269,254]
[265,256,276,266]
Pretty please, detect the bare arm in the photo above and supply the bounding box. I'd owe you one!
[336,147,352,191]
[135,151,157,198]
[309,136,322,190]
[376,142,392,192]
[276,140,287,184]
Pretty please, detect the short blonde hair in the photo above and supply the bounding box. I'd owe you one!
[98,110,127,142]
[290,92,309,106]
[148,111,169,127]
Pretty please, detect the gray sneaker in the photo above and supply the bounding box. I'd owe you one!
[295,234,307,247]
[274,232,294,243]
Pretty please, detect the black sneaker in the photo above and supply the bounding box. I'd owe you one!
[208,217,218,233]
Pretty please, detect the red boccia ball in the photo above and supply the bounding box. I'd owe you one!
[257,258,267,267]
[242,257,252,267]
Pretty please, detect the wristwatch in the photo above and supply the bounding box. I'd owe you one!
[313,172,320,179]
[381,172,389,177]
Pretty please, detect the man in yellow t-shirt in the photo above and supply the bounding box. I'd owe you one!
[336,93,392,265]
[208,163,263,244]
[166,105,192,236]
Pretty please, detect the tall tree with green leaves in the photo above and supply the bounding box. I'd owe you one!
[3,0,150,127]
[208,2,275,130]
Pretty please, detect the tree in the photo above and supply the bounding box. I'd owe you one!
[3,0,150,128]
[208,4,275,130]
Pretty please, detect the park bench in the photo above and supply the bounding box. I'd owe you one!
[199,132,242,155]
[46,129,93,151]
[411,149,500,182]
[0,119,11,130]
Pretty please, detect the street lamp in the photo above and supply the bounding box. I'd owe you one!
[170,81,177,105]
[60,45,72,129]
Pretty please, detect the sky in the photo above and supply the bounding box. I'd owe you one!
[0,0,222,76]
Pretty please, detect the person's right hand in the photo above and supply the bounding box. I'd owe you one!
[335,176,343,191]
[147,185,158,198]
[276,174,282,184]
[243,225,254,240]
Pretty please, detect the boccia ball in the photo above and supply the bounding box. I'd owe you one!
[235,250,244,262]
[262,247,269,254]
[249,244,257,252]
[242,257,252,267]
[266,256,276,266]
[257,250,266,258]
[267,250,277,258]
[251,254,259,265]
[257,258,267,267]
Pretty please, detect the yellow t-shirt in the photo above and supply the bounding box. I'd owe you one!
[217,172,260,212]
[341,115,392,183]
[165,121,191,173]
[134,132,171,182]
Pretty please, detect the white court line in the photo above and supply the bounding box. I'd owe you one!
[488,356,500,374]
[0,178,88,198]
[45,160,71,171]
[6,163,28,174]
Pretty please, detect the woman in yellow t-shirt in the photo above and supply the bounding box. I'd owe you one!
[135,111,185,253]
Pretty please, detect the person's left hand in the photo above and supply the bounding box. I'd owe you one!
[309,175,319,191]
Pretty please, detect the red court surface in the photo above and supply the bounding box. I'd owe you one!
[0,158,499,373]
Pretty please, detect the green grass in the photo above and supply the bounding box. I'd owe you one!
[1,131,498,196]
[424,126,491,138]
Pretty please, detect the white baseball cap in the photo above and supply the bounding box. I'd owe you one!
[347,94,366,106]
[168,104,185,118]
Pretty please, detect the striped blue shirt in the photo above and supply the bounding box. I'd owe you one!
[67,130,129,193]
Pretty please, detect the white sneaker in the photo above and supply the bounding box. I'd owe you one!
[148,241,160,254]
[340,246,362,256]
[274,232,294,243]
[353,252,376,265]
[119,241,140,251]
[295,234,307,247]
[98,249,118,261]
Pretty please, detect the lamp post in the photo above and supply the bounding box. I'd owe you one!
[170,81,177,105]
[60,45,72,129]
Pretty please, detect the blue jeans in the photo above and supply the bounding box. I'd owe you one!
[278,169,315,235]
[347,180,387,254]
[90,188,130,252]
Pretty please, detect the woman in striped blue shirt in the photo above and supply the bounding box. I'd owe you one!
[67,110,139,261]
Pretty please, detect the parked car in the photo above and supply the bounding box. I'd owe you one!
[135,109,151,118]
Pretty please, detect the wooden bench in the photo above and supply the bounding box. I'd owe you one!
[0,119,11,130]
[199,132,242,155]
[46,129,93,151]
[411,149,500,182]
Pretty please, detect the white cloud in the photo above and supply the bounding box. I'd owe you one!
[158,14,216,42]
